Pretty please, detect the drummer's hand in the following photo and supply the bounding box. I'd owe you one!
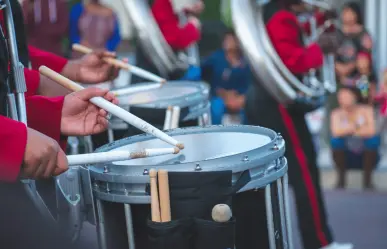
[63,51,128,84]
[188,16,201,30]
[60,87,119,136]
[185,1,204,15]
[22,128,68,179]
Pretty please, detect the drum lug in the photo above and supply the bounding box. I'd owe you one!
[195,163,202,171]
[143,169,149,175]
[242,155,250,162]
[103,166,109,173]
[272,144,279,150]
[277,133,283,140]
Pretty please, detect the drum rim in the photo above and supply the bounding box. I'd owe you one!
[115,81,210,109]
[89,125,285,176]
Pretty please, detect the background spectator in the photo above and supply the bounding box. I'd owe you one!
[22,0,69,57]
[69,0,121,58]
[201,30,250,125]
[342,52,376,104]
[330,86,379,189]
[322,1,373,145]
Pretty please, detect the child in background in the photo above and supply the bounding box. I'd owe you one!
[374,70,387,132]
[342,52,376,104]
[201,30,251,125]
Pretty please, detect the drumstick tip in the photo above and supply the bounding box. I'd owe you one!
[173,148,180,154]
[149,168,157,178]
[176,143,185,150]
[161,79,167,84]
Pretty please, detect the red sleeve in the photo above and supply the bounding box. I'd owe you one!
[151,0,201,50]
[28,46,68,72]
[24,68,40,97]
[267,11,324,75]
[26,96,67,150]
[0,116,26,182]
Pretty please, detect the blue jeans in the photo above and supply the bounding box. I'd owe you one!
[330,136,380,151]
[211,97,246,125]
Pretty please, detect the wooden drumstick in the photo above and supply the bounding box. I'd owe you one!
[39,66,185,150]
[67,147,180,166]
[72,44,167,84]
[149,169,161,222]
[158,169,171,222]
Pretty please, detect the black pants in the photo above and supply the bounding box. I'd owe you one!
[234,91,333,249]
[0,182,90,249]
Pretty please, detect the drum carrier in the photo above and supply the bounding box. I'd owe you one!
[58,125,293,249]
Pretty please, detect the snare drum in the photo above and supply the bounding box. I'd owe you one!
[92,81,211,149]
[73,125,292,249]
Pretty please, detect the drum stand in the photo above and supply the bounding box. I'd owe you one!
[264,173,293,249]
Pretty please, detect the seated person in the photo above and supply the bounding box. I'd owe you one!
[330,86,380,189]
[342,52,376,104]
[374,70,387,132]
[201,30,250,124]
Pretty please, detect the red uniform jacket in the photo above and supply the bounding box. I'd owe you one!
[152,0,201,50]
[266,10,324,75]
[25,46,68,96]
[0,12,68,182]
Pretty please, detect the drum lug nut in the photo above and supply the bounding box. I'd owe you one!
[124,188,128,195]
[93,182,99,189]
[277,133,283,140]
[143,169,149,175]
[103,166,109,173]
[242,155,249,162]
[195,163,202,171]
[272,144,279,150]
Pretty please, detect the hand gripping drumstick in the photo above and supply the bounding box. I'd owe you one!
[39,66,185,150]
[212,204,232,223]
[72,44,167,84]
[149,169,161,222]
[67,148,180,166]
[158,169,171,222]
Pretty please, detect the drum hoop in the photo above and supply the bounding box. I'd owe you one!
[90,125,285,178]
[116,81,209,109]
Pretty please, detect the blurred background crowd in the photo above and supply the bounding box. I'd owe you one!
[19,0,387,190]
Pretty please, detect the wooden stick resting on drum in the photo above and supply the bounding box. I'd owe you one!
[170,106,180,129]
[149,169,161,222]
[67,148,180,166]
[72,44,166,84]
[158,169,171,222]
[39,66,185,150]
[163,106,173,130]
[112,84,163,97]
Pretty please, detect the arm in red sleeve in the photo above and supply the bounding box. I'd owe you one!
[163,22,200,50]
[24,68,40,97]
[26,96,67,150]
[28,46,68,72]
[151,0,201,50]
[0,116,26,182]
[267,11,324,75]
